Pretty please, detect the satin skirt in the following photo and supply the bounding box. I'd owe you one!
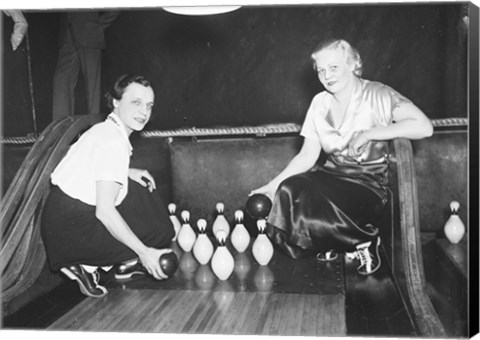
[266,170,387,259]
[41,179,174,271]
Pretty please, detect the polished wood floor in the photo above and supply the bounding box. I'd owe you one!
[3,238,415,336]
[49,289,345,335]
[48,240,347,335]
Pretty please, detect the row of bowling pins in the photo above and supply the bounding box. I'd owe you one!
[168,203,274,281]
[168,203,249,251]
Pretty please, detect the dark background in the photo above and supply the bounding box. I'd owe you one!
[2,3,468,137]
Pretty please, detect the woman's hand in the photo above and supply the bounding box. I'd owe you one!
[348,130,370,159]
[138,247,173,280]
[249,182,277,202]
[128,168,156,192]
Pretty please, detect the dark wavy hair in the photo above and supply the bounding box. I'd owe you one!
[105,74,152,110]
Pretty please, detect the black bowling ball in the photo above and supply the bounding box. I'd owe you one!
[246,193,272,220]
[159,252,179,278]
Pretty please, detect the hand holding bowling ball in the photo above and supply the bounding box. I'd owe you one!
[159,251,179,278]
[246,193,273,220]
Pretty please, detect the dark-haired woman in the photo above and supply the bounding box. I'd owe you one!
[41,74,174,297]
[251,39,433,275]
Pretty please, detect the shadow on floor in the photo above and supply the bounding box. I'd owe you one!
[344,247,416,337]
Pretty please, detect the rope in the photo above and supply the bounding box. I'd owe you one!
[0,118,469,145]
[430,117,468,127]
[140,123,301,138]
[1,136,37,145]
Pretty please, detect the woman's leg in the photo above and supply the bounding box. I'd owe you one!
[116,179,175,253]
[266,171,386,259]
[41,180,174,271]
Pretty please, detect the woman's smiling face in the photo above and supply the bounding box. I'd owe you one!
[312,47,356,95]
[113,82,155,134]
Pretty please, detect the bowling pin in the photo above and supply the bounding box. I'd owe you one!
[252,219,274,266]
[168,203,182,241]
[177,210,196,252]
[444,201,466,244]
[212,202,230,237]
[211,230,234,281]
[231,210,250,253]
[193,219,214,265]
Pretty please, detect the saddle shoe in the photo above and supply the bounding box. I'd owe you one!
[355,236,382,275]
[114,258,147,280]
[60,265,108,298]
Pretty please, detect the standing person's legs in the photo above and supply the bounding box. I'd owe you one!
[52,29,80,121]
[78,47,102,115]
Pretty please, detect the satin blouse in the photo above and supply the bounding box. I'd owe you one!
[300,79,412,201]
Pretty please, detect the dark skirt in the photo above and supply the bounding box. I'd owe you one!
[41,179,175,271]
[266,169,387,259]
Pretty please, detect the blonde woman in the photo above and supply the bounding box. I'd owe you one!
[251,39,433,275]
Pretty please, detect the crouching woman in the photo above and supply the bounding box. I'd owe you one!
[41,74,174,297]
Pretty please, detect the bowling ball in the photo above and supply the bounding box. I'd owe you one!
[246,193,272,219]
[159,252,179,278]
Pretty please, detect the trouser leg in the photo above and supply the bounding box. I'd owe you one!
[78,47,102,115]
[41,181,175,271]
[52,29,80,121]
[267,171,385,258]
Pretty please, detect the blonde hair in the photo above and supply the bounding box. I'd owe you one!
[311,39,363,77]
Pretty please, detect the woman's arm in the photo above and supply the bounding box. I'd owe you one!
[350,102,433,156]
[368,102,433,140]
[250,137,321,200]
[95,180,170,280]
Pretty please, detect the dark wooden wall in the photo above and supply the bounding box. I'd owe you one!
[2,3,468,136]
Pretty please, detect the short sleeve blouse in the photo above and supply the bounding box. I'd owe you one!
[300,79,411,163]
[51,113,133,206]
[300,79,412,202]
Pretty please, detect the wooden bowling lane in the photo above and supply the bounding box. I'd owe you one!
[48,289,346,335]
[48,240,347,335]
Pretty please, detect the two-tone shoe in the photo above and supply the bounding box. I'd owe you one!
[355,236,381,275]
[60,265,107,298]
[113,258,147,280]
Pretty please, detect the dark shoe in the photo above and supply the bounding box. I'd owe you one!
[315,250,339,262]
[60,265,107,298]
[355,236,381,275]
[114,258,147,280]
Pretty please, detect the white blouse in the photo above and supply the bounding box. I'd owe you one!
[51,113,133,206]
